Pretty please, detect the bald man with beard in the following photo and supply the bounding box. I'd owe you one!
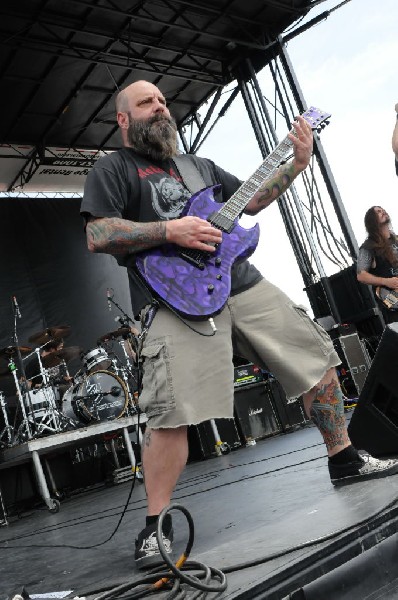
[81,80,398,570]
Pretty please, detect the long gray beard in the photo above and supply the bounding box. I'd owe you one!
[127,113,179,161]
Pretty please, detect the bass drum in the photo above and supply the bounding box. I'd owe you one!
[62,370,128,425]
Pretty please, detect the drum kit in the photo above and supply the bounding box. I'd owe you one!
[0,323,141,448]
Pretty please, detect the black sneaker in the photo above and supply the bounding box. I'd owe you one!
[329,454,398,487]
[134,523,173,570]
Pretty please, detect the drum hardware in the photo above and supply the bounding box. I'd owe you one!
[7,355,33,440]
[0,391,14,448]
[17,344,77,442]
[101,292,158,409]
[97,321,140,415]
[62,370,128,426]
[0,480,8,526]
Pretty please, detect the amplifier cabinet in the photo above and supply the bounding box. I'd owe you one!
[188,418,241,462]
[233,363,263,387]
[268,378,309,431]
[234,382,281,443]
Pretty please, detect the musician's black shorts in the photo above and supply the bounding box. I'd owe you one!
[138,278,340,428]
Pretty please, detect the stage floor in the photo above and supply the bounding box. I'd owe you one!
[2,417,398,600]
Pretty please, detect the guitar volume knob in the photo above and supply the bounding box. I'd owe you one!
[207,284,215,294]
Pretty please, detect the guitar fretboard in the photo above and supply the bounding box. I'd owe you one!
[210,135,294,230]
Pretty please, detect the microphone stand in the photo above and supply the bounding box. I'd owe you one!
[107,292,158,397]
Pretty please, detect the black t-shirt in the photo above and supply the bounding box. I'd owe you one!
[81,149,262,316]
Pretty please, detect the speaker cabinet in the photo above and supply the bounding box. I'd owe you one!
[234,382,281,443]
[305,265,385,338]
[348,323,398,456]
[268,378,309,431]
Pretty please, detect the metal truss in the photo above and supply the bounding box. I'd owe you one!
[178,37,362,325]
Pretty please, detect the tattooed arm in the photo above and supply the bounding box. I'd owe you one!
[245,115,313,215]
[86,214,222,256]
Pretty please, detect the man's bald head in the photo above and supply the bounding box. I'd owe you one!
[115,80,178,159]
[115,80,165,114]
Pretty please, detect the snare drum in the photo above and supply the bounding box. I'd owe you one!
[62,370,128,425]
[24,386,58,417]
[82,347,111,373]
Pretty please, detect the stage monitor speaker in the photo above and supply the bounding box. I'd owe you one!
[305,266,384,338]
[348,323,398,457]
[234,382,281,443]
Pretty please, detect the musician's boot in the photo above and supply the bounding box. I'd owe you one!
[134,514,173,570]
[329,449,398,486]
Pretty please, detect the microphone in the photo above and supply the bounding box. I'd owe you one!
[106,288,112,311]
[109,386,121,397]
[12,296,21,319]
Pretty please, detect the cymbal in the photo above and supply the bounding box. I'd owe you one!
[28,325,71,345]
[42,346,82,368]
[0,345,32,358]
[56,346,82,363]
[97,327,131,344]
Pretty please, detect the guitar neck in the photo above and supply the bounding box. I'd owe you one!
[215,133,294,227]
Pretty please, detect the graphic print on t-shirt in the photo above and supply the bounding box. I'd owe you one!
[148,176,190,219]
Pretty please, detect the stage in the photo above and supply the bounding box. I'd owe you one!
[2,415,398,600]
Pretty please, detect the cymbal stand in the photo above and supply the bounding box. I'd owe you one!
[10,301,33,440]
[0,392,14,448]
[33,347,61,432]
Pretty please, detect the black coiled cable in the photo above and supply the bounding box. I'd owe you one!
[94,503,227,600]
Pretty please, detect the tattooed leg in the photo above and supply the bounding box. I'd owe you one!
[302,368,350,457]
[142,425,188,515]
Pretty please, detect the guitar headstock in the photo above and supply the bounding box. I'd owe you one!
[302,106,331,132]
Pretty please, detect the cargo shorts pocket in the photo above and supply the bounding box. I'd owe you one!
[292,304,333,356]
[139,339,176,417]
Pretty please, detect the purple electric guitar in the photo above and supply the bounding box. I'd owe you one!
[136,106,331,319]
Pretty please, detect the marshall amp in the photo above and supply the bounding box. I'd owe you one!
[234,382,281,443]
[267,378,309,431]
[233,363,264,388]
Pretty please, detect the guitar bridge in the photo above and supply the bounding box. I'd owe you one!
[179,248,209,269]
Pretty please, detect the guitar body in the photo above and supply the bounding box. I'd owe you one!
[135,185,260,319]
[375,286,398,311]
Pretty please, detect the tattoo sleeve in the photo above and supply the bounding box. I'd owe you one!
[310,379,347,452]
[250,161,297,212]
[86,217,167,255]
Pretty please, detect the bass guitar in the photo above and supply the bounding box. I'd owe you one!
[375,286,398,311]
[136,106,331,319]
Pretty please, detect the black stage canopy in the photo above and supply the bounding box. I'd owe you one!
[0,0,313,190]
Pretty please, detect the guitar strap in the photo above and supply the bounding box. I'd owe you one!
[172,155,207,195]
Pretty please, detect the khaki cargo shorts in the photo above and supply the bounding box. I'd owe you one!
[138,278,340,428]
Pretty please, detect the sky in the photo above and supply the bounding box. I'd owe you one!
[198,0,398,310]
